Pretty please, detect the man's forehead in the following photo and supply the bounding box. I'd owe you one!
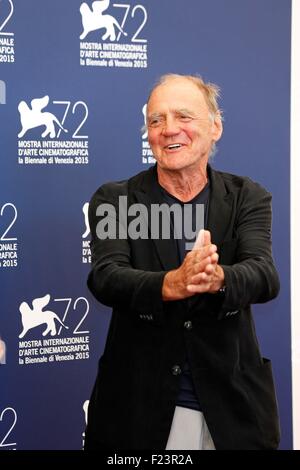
[147,107,195,117]
[148,79,206,108]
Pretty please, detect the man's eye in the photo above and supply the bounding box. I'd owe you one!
[179,115,192,121]
[149,119,161,127]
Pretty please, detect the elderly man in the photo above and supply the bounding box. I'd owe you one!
[84,74,280,450]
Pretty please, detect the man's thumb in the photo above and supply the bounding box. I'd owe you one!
[192,229,211,250]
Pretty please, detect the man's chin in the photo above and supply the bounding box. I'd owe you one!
[159,158,194,172]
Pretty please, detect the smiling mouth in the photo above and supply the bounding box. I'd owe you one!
[165,143,183,150]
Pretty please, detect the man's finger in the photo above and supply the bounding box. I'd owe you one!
[202,230,211,246]
[192,229,211,251]
[192,229,205,250]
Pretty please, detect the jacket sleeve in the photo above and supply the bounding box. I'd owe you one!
[87,183,166,323]
[220,181,280,316]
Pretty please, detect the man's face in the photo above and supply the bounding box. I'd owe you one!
[147,78,222,172]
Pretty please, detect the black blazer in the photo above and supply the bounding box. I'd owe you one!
[85,165,280,450]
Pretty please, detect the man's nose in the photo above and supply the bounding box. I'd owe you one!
[162,117,180,136]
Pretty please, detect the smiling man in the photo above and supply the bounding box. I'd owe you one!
[147,75,222,174]
[84,74,280,450]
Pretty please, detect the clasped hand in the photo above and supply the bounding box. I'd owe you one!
[162,230,224,301]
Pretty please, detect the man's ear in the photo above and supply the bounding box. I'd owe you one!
[212,112,223,142]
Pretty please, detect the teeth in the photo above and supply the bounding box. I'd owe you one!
[168,144,182,149]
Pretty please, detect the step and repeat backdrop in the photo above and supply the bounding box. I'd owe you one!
[0,0,293,449]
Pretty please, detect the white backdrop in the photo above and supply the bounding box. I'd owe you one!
[291,0,300,451]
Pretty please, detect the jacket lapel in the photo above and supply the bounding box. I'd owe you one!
[131,166,180,271]
[207,166,234,247]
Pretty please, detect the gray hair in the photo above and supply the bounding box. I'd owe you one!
[147,73,222,118]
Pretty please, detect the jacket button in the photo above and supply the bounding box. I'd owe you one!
[171,365,182,376]
[184,320,192,330]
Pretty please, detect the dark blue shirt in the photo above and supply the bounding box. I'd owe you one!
[160,180,210,411]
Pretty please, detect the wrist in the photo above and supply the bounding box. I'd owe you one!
[209,265,225,294]
[162,270,182,301]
